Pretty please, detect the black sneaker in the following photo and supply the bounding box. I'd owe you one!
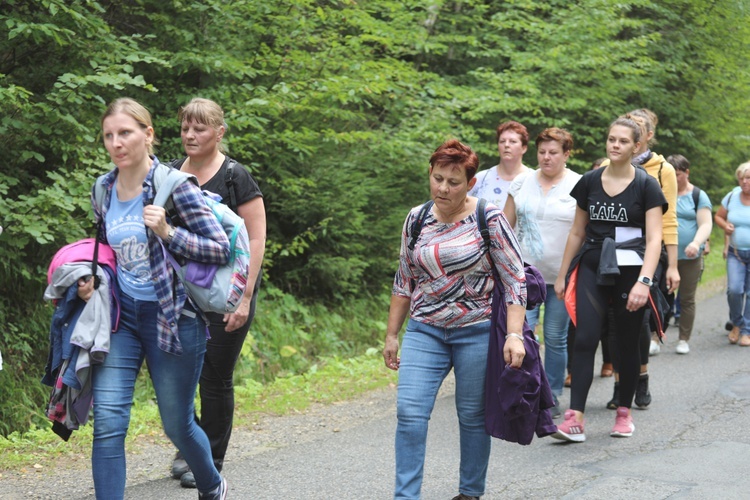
[606,382,620,410]
[635,374,651,408]
[180,471,196,489]
[171,451,190,479]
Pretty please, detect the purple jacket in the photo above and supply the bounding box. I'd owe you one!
[484,264,557,445]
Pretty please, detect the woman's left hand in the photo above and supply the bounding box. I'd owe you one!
[627,282,650,312]
[503,336,526,368]
[143,204,171,240]
[223,295,251,332]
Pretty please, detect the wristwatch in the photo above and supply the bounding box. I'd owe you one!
[166,227,176,244]
[637,276,653,287]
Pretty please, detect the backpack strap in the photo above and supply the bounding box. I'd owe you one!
[657,159,663,187]
[225,159,238,212]
[476,198,491,251]
[691,186,701,214]
[407,200,434,251]
[151,164,199,232]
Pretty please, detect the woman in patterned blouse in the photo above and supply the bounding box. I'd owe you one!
[383,139,527,500]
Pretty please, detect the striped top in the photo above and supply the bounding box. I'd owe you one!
[393,202,527,328]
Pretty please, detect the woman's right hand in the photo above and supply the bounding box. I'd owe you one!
[383,336,400,371]
[77,276,95,302]
[554,276,566,300]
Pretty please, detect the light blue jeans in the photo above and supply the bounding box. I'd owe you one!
[526,284,570,396]
[727,248,750,336]
[91,293,221,499]
[394,319,491,500]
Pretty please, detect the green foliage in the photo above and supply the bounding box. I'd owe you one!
[239,285,388,382]
[2,0,750,436]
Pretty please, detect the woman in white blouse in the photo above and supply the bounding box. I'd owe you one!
[504,127,581,418]
[468,120,531,210]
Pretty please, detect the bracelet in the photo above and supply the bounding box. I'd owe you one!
[505,333,524,341]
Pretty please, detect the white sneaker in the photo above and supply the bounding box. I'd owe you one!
[676,340,690,354]
[649,340,661,356]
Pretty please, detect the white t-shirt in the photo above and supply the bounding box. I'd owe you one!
[508,169,582,283]
[469,164,530,212]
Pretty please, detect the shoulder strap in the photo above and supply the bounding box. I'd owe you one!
[93,174,107,214]
[476,198,491,251]
[152,164,197,208]
[407,201,434,251]
[225,159,238,212]
[692,186,701,213]
[657,159,663,187]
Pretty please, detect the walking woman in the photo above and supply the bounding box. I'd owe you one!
[469,120,531,210]
[504,127,581,418]
[384,139,527,499]
[79,98,229,499]
[714,161,750,346]
[169,98,267,487]
[669,154,712,353]
[551,116,667,441]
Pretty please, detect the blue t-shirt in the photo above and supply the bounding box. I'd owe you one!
[677,188,712,260]
[106,181,157,300]
[722,187,750,251]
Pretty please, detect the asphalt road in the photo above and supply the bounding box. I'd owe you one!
[5,290,750,499]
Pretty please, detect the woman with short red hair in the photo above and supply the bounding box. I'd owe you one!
[384,139,528,499]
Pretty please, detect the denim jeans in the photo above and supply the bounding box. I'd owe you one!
[727,248,750,336]
[526,285,570,396]
[91,293,221,499]
[395,319,491,500]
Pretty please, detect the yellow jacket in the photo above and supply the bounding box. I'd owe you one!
[600,154,678,246]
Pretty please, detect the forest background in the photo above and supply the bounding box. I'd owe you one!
[1,0,749,438]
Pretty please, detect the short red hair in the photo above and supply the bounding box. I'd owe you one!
[429,139,479,181]
[496,120,529,146]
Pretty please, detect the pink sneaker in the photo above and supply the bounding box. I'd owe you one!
[610,407,635,437]
[551,409,586,442]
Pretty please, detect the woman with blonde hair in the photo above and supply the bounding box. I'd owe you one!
[552,116,666,441]
[714,161,750,346]
[80,98,230,499]
[168,97,267,489]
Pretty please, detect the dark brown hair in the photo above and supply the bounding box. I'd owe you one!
[666,154,690,172]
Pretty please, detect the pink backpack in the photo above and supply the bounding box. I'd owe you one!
[47,238,117,285]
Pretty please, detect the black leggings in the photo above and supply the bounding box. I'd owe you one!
[570,250,647,412]
[197,275,261,466]
[609,310,651,372]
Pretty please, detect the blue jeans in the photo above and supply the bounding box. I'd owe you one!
[526,285,570,396]
[727,248,750,336]
[395,319,491,500]
[91,293,221,499]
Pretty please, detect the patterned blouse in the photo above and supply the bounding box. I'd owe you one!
[393,203,527,328]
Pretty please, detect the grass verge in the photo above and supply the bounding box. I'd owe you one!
[0,348,396,472]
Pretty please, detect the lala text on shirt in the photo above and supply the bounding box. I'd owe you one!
[589,202,629,222]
